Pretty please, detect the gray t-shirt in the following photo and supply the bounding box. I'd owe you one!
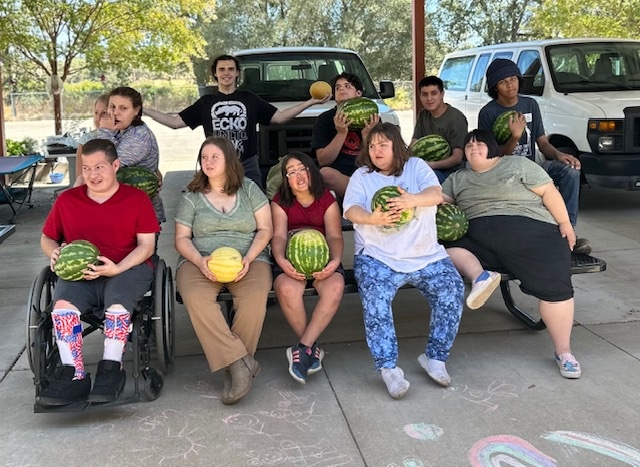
[412,104,468,171]
[441,156,556,225]
[175,177,270,264]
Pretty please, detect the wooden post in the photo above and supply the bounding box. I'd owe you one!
[412,0,426,125]
[0,60,6,157]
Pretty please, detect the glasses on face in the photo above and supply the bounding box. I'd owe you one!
[285,167,309,178]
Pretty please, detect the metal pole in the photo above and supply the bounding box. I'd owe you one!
[0,60,6,157]
[412,0,426,124]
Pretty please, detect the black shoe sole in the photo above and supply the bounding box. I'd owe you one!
[87,375,126,404]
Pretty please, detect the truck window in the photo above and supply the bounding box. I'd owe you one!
[235,51,379,102]
[469,53,491,92]
[440,56,474,91]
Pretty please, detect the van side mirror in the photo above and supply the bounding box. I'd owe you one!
[379,80,395,99]
[520,76,543,97]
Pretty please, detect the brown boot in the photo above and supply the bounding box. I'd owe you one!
[222,368,231,402]
[223,354,260,405]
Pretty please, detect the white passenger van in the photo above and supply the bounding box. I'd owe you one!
[439,38,640,190]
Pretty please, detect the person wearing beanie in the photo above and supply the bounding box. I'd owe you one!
[478,59,591,255]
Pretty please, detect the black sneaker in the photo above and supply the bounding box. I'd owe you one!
[87,360,126,403]
[286,344,312,384]
[307,344,325,375]
[37,366,91,406]
[574,238,591,255]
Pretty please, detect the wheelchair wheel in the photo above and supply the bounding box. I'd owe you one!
[143,368,164,401]
[26,267,57,375]
[153,259,175,373]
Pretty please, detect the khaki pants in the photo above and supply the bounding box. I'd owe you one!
[177,260,272,372]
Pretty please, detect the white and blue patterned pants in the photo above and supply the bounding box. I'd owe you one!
[354,254,465,370]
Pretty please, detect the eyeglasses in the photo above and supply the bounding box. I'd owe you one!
[285,167,309,178]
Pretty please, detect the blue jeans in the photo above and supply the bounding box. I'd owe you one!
[542,160,580,226]
[354,254,464,370]
[433,169,452,185]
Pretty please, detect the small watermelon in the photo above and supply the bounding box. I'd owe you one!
[117,166,159,198]
[411,134,451,161]
[207,247,243,283]
[337,97,378,129]
[371,185,415,229]
[436,204,469,242]
[492,110,524,144]
[286,229,330,279]
[54,240,100,281]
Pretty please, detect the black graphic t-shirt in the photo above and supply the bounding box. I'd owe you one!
[179,90,277,161]
[312,107,363,177]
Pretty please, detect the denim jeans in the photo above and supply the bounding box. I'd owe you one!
[542,160,580,226]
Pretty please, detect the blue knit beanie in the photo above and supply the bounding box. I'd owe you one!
[486,59,522,90]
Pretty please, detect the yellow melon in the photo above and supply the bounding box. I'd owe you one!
[207,247,243,283]
[309,81,332,99]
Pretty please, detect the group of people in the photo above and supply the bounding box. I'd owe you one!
[37,53,586,408]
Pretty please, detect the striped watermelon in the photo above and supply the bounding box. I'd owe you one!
[492,110,523,144]
[54,240,100,281]
[371,185,415,229]
[117,166,159,198]
[286,229,330,279]
[411,134,451,161]
[337,97,378,129]
[436,204,469,242]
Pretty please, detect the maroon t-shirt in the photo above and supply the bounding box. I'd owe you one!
[273,189,336,235]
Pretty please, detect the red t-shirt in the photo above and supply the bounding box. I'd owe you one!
[42,184,160,264]
[273,189,336,235]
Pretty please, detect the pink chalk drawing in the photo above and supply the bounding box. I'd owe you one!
[542,431,640,465]
[402,423,444,441]
[469,435,556,466]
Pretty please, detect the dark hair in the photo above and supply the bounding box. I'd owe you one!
[463,129,503,159]
[418,75,444,93]
[210,54,241,84]
[109,86,144,126]
[82,138,118,162]
[276,151,325,208]
[331,72,364,94]
[358,122,410,176]
[487,75,524,99]
[186,136,245,194]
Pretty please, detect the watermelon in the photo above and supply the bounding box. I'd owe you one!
[207,247,243,283]
[492,110,523,144]
[436,204,469,242]
[337,97,378,129]
[286,229,330,279]
[371,185,415,229]
[54,240,100,281]
[411,134,451,161]
[117,166,159,198]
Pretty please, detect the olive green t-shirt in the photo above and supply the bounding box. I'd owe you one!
[441,156,556,225]
[175,177,270,264]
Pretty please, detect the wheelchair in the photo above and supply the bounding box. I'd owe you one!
[26,258,175,412]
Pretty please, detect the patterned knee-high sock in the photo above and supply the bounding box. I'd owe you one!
[51,309,85,380]
[103,308,131,364]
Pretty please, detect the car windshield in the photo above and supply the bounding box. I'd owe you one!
[235,51,380,102]
[547,42,640,92]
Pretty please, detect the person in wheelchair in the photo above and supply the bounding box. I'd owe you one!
[39,139,159,406]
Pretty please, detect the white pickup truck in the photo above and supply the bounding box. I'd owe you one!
[199,47,399,182]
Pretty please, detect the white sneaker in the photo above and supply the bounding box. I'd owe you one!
[466,270,501,310]
[381,367,410,399]
[417,354,451,387]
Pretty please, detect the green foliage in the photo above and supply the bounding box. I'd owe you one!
[6,137,39,155]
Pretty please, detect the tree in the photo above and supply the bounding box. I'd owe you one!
[430,0,540,49]
[0,0,211,134]
[529,0,640,39]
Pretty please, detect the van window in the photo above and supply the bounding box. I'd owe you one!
[517,50,544,95]
[493,51,513,60]
[469,53,491,92]
[440,56,475,91]
[547,42,640,92]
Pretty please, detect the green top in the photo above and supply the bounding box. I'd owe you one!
[441,156,556,225]
[175,177,270,264]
